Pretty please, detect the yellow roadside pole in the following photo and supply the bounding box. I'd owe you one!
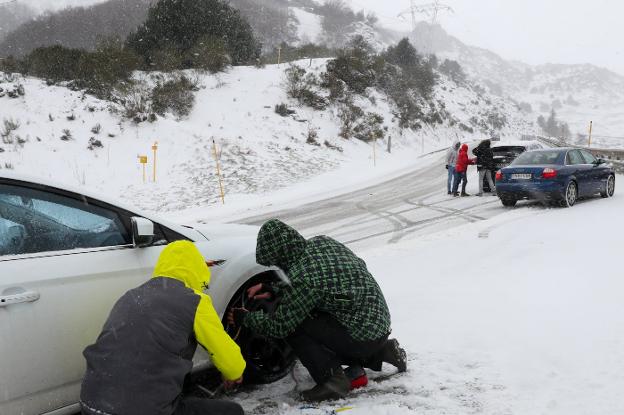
[277,46,282,66]
[373,135,377,167]
[152,141,158,182]
[138,155,148,183]
[212,139,225,204]
[587,121,593,148]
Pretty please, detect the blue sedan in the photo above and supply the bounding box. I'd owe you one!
[495,148,616,207]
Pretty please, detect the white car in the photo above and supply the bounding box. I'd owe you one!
[0,172,294,415]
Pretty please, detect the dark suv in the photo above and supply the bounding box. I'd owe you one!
[483,141,545,192]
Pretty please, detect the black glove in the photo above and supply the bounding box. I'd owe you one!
[445,165,449,170]
[231,308,248,327]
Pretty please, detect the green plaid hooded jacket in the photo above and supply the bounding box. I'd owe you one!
[244,219,391,341]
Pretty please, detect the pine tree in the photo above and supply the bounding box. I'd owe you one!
[385,38,420,69]
[127,0,260,69]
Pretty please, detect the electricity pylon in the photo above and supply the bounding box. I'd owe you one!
[398,0,453,54]
[398,0,454,31]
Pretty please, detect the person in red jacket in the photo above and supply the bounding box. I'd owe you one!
[452,143,476,196]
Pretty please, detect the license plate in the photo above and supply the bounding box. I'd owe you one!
[512,173,532,180]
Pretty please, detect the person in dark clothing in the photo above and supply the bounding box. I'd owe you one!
[228,219,407,402]
[472,139,496,196]
[80,241,246,415]
[453,143,476,196]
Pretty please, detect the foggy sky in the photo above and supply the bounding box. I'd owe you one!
[17,0,108,13]
[15,0,624,76]
[349,0,624,76]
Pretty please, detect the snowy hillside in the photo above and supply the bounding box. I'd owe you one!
[290,5,401,52]
[409,22,624,141]
[291,7,323,45]
[0,59,531,213]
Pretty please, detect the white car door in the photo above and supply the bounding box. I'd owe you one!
[0,181,165,415]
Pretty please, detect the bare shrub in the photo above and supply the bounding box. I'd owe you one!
[306,126,320,146]
[60,129,73,141]
[88,137,103,150]
[1,118,20,144]
[275,103,295,117]
[118,83,152,122]
[151,75,197,118]
[284,65,328,110]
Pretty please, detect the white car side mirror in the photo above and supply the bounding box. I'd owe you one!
[131,217,154,248]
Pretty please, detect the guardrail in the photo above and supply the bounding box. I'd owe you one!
[530,135,624,173]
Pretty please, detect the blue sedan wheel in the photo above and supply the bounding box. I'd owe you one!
[601,175,615,198]
[564,181,577,207]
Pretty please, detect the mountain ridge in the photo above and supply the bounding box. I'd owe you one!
[407,21,624,138]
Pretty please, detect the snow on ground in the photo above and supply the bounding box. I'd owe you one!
[167,145,447,225]
[231,184,624,415]
[291,7,323,45]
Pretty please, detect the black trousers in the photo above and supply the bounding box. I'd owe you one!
[173,398,244,415]
[82,397,243,415]
[286,313,389,385]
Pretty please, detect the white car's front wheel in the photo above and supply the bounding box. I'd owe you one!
[224,273,297,384]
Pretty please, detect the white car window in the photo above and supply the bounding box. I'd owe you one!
[0,184,131,256]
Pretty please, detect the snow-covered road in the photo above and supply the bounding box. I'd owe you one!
[237,152,507,251]
[229,185,624,415]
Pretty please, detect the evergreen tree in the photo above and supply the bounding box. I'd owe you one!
[127,0,260,69]
[537,109,571,139]
[383,38,436,98]
[439,59,466,83]
[385,38,420,69]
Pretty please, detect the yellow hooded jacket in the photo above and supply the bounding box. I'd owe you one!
[152,240,246,381]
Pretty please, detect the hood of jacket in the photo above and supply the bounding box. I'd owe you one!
[152,240,211,292]
[459,143,469,154]
[256,219,306,272]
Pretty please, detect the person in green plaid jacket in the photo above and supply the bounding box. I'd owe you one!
[228,219,406,402]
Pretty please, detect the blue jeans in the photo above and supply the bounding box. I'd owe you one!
[447,166,456,193]
[452,171,467,194]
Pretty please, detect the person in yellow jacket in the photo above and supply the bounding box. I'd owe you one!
[80,241,246,415]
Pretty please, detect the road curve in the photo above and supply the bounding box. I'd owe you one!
[239,153,506,250]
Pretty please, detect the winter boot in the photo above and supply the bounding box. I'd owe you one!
[460,192,470,197]
[300,367,350,402]
[379,338,407,372]
[344,365,368,390]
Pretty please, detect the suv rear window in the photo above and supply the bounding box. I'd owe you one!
[512,151,562,165]
[492,146,526,157]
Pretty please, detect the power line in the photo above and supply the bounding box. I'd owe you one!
[398,0,453,32]
[345,0,410,25]
[397,0,453,55]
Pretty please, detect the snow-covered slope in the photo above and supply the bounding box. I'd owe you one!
[0,60,530,213]
[229,186,624,415]
[291,7,323,45]
[290,6,401,52]
[409,22,624,141]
